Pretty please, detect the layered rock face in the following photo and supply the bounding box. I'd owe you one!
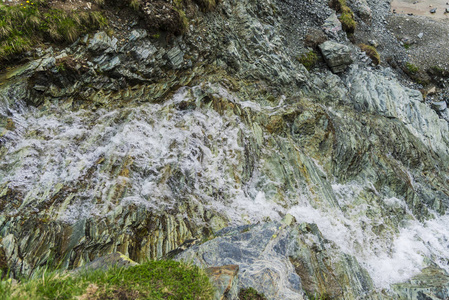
[0,0,449,299]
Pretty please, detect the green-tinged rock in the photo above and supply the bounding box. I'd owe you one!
[206,264,239,300]
[392,267,449,300]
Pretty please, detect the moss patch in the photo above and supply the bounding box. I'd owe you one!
[0,260,214,299]
[239,287,267,300]
[297,51,319,70]
[405,62,419,74]
[359,44,380,65]
[330,0,356,34]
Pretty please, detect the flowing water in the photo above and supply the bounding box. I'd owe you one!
[2,81,449,290]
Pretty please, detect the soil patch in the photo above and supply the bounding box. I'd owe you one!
[392,0,449,20]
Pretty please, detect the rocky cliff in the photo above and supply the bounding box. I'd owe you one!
[1,0,449,299]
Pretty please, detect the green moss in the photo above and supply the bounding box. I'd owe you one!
[359,44,380,65]
[1,260,214,299]
[330,0,356,34]
[297,51,319,70]
[405,62,419,74]
[306,293,332,300]
[430,65,448,78]
[239,287,267,300]
[339,7,356,34]
[0,2,106,61]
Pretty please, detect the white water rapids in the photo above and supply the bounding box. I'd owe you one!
[1,86,449,289]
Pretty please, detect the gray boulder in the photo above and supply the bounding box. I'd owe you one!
[319,41,353,73]
[176,219,378,300]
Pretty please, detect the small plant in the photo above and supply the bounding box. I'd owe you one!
[403,43,410,49]
[359,44,380,65]
[129,0,140,10]
[297,50,319,70]
[239,287,267,300]
[405,62,419,74]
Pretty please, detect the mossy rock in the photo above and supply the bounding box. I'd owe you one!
[359,44,380,65]
[329,0,356,34]
[297,50,319,70]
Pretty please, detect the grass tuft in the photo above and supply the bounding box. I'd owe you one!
[0,2,107,61]
[359,44,380,65]
[330,0,356,34]
[129,0,140,10]
[405,62,419,74]
[0,260,214,300]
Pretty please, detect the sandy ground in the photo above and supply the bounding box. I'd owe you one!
[391,0,449,20]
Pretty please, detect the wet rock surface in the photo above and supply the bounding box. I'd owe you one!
[0,0,449,299]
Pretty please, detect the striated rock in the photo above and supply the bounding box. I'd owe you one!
[319,41,353,73]
[0,0,449,299]
[345,66,449,160]
[176,221,382,300]
[88,31,118,53]
[322,13,343,39]
[128,29,148,42]
[392,267,449,300]
[206,265,239,300]
[176,222,305,300]
[165,46,184,69]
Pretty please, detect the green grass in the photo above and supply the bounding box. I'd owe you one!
[0,260,214,300]
[0,2,106,61]
[297,50,319,70]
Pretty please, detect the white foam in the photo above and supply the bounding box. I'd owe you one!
[2,85,449,291]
